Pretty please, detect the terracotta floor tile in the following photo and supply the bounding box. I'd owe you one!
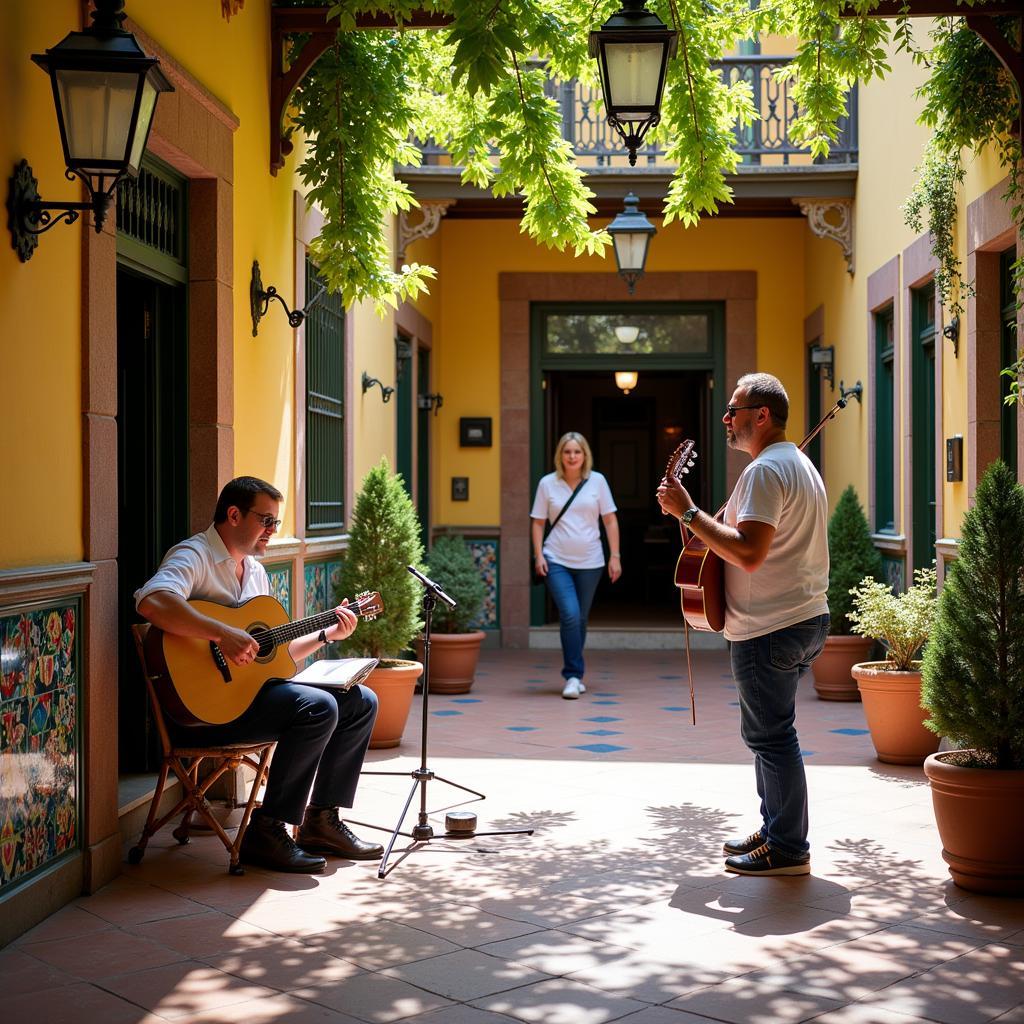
[667,977,845,1022]
[298,970,453,1022]
[471,976,648,1024]
[0,946,78,995]
[23,927,186,980]
[566,947,732,1003]
[137,993,363,1023]
[76,883,209,927]
[304,918,461,970]
[97,961,277,1018]
[14,903,114,945]
[382,948,553,1001]
[202,939,365,993]
[5,980,146,1024]
[127,909,282,957]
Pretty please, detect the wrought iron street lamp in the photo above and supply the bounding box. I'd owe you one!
[607,192,657,294]
[7,0,173,261]
[588,0,677,166]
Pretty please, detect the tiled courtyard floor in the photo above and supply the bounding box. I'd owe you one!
[4,648,1024,1024]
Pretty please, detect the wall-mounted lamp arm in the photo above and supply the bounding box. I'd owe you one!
[418,392,444,416]
[250,259,329,337]
[942,316,960,358]
[839,379,863,405]
[362,372,395,403]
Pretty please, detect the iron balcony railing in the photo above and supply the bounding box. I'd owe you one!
[418,56,858,168]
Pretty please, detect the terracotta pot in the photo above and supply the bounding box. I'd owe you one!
[811,636,873,701]
[414,631,485,694]
[852,661,941,765]
[362,660,422,749]
[924,751,1024,895]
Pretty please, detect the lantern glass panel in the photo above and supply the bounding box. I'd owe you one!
[56,68,138,170]
[605,42,664,118]
[613,231,649,273]
[128,76,158,174]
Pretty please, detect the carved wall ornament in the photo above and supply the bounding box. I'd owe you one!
[397,200,455,265]
[794,198,854,274]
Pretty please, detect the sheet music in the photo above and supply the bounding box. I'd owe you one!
[291,657,379,690]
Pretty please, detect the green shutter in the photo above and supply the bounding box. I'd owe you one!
[911,285,936,571]
[874,306,895,532]
[305,257,345,533]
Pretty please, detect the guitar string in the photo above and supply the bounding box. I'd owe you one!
[253,596,378,650]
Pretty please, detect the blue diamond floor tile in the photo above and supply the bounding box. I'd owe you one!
[591,700,620,705]
[506,726,538,732]
[829,728,870,735]
[658,675,684,680]
[526,678,546,683]
[572,743,628,754]
[432,710,462,716]
[592,692,620,697]
[582,716,621,723]
[580,729,622,736]
[661,706,691,712]
[450,698,482,703]
[729,701,740,707]
[801,750,816,756]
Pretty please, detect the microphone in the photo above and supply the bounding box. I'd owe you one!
[406,564,457,608]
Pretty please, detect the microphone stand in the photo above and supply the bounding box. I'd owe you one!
[353,565,533,879]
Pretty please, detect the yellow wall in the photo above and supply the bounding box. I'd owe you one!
[429,215,806,527]
[0,1,84,567]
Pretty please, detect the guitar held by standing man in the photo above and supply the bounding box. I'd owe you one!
[136,475,384,874]
[657,373,829,877]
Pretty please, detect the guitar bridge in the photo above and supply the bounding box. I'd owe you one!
[209,642,232,683]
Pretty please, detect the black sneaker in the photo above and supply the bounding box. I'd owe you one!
[722,829,764,857]
[724,842,810,876]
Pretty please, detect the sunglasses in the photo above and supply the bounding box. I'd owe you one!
[245,510,282,530]
[724,404,764,419]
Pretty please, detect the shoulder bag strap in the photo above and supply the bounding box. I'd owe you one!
[544,477,588,539]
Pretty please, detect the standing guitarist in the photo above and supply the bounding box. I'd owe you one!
[135,476,384,873]
[657,373,829,877]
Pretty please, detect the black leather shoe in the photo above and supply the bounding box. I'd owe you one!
[298,807,384,860]
[240,815,326,873]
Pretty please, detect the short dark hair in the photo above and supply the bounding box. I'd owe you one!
[214,476,283,523]
[736,372,789,428]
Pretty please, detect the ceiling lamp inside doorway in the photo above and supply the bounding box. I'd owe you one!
[614,324,640,344]
[615,371,639,394]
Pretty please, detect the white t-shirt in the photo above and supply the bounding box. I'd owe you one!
[134,523,270,610]
[530,471,617,570]
[723,442,829,642]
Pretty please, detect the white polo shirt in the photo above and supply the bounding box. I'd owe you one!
[134,523,269,610]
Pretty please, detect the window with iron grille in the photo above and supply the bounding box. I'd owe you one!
[305,257,345,533]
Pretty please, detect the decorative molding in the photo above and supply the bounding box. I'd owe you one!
[794,197,854,274]
[935,537,960,559]
[871,532,907,555]
[397,200,455,264]
[0,562,96,604]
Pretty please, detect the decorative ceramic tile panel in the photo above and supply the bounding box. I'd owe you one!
[466,539,498,630]
[0,601,80,891]
[882,555,905,594]
[264,563,292,617]
[304,558,344,661]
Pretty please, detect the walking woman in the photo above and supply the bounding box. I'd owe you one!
[530,432,621,699]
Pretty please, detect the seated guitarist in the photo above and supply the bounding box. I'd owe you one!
[657,373,829,878]
[135,475,384,873]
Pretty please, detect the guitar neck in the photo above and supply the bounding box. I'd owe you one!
[262,603,357,649]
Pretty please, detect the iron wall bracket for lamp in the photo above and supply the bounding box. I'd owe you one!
[7,159,114,263]
[418,392,443,416]
[362,372,394,403]
[839,379,863,405]
[942,316,960,358]
[809,344,835,391]
[250,259,327,337]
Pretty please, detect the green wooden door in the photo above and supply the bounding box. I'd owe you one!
[417,347,431,543]
[911,284,936,572]
[396,334,414,496]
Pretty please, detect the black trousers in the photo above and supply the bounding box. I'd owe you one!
[171,682,378,825]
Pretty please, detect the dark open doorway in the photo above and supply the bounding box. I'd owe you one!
[543,369,712,626]
[116,266,189,771]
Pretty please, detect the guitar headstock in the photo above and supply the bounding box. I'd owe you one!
[666,439,698,481]
[353,590,384,621]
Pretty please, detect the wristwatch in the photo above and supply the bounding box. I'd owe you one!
[318,630,329,645]
[680,507,699,526]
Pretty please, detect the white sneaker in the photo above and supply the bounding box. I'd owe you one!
[561,677,585,699]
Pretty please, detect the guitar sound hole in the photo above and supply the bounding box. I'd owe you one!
[248,626,274,661]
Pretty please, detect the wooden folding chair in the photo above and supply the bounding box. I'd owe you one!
[128,623,275,875]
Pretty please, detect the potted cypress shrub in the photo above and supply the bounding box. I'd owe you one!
[814,486,884,700]
[847,565,940,765]
[921,460,1024,895]
[415,534,487,694]
[336,458,424,748]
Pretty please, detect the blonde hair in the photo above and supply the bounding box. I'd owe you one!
[553,431,593,481]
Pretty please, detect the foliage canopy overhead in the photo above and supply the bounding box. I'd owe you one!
[280,1,1021,312]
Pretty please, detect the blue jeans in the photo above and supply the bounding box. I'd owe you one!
[730,613,829,859]
[545,561,604,681]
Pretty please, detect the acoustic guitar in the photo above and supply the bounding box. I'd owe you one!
[143,592,384,726]
[666,440,726,633]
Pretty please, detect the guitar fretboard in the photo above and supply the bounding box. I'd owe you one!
[258,598,373,650]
